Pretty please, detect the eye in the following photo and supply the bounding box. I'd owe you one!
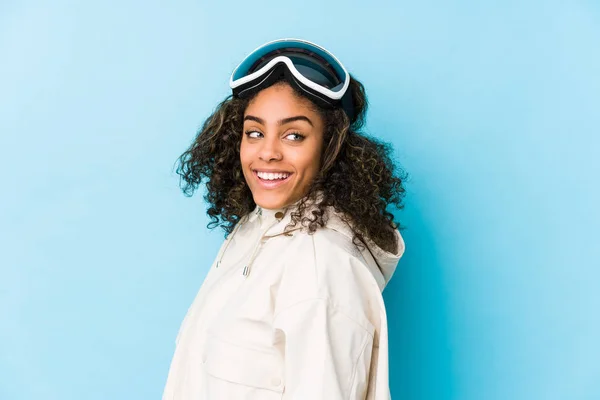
[285,132,305,141]
[244,130,263,139]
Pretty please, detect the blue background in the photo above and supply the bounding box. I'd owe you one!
[1,1,599,399]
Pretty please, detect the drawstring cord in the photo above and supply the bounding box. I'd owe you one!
[215,209,285,278]
[215,215,247,269]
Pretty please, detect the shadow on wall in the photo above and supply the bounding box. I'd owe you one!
[385,203,455,399]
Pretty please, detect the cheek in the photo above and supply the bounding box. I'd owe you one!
[295,148,321,177]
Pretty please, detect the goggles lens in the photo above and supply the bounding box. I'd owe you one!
[230,39,353,119]
[249,49,342,90]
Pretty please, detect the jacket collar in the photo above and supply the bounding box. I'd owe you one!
[244,193,405,290]
[247,192,324,237]
[246,204,289,229]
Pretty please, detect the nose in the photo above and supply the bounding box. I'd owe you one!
[258,135,282,162]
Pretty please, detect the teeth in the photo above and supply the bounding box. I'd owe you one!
[257,171,290,180]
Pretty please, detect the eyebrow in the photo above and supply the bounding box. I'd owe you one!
[244,115,314,127]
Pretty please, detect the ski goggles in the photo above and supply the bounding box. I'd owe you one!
[229,38,354,120]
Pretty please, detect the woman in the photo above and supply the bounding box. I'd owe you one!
[163,38,407,400]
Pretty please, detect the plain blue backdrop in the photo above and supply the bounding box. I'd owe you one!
[1,1,599,399]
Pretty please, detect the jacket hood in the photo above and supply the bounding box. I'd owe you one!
[247,195,405,291]
[314,207,405,291]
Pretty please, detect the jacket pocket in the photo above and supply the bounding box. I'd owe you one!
[202,336,285,398]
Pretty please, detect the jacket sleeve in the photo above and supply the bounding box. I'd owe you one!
[272,298,374,399]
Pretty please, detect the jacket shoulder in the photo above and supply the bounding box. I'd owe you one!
[275,223,378,321]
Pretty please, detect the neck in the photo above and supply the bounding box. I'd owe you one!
[254,190,324,217]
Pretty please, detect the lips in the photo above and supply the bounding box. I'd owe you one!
[252,169,293,189]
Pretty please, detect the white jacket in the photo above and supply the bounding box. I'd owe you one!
[162,201,405,399]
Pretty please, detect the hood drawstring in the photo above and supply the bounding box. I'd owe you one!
[214,217,246,270]
[215,207,286,278]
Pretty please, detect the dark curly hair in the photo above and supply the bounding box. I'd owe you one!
[175,75,407,254]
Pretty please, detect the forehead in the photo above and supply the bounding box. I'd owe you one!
[245,83,318,116]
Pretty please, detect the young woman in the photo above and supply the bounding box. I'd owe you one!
[163,38,407,400]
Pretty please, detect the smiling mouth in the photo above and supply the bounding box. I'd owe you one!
[254,170,291,179]
[252,170,293,188]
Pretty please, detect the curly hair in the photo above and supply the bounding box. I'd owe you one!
[175,75,407,254]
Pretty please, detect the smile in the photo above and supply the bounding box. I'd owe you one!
[253,170,293,189]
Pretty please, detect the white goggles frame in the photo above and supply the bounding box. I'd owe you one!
[229,39,350,101]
